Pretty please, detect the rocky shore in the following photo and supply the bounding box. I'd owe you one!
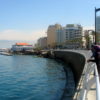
[0,48,54,58]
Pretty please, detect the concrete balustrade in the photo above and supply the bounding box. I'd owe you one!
[53,50,99,100]
[54,50,86,86]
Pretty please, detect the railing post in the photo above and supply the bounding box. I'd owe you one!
[77,63,100,100]
[95,65,100,100]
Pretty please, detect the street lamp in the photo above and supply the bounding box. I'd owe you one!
[95,7,100,44]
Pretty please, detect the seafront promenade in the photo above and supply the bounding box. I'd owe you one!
[73,63,97,100]
[0,48,98,100]
[54,50,98,100]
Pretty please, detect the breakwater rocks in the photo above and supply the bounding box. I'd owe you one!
[0,48,39,56]
[0,48,12,56]
[0,49,54,58]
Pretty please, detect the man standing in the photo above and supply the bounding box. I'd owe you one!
[87,45,100,74]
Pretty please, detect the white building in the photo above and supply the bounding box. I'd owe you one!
[64,24,82,40]
[63,24,83,48]
[11,43,33,52]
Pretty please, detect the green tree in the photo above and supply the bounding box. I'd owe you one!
[84,31,91,49]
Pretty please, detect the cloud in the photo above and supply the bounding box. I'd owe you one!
[0,29,47,42]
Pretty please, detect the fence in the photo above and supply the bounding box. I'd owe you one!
[74,62,100,100]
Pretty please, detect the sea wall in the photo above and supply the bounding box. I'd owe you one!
[54,50,86,86]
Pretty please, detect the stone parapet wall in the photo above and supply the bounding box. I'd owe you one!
[54,50,86,86]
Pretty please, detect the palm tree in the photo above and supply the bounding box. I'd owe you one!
[84,31,90,49]
[91,31,95,43]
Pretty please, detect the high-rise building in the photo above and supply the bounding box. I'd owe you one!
[63,24,83,48]
[64,24,82,40]
[47,24,62,48]
[47,24,83,48]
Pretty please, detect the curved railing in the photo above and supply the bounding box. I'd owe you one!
[74,62,100,100]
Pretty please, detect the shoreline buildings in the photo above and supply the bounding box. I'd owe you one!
[37,37,47,49]
[47,24,62,48]
[47,24,83,49]
[11,43,33,52]
[63,24,83,48]
[36,23,94,49]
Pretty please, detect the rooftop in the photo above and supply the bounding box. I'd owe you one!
[15,43,30,46]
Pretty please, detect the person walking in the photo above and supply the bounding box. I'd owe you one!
[87,45,100,74]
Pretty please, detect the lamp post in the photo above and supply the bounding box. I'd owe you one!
[95,7,100,44]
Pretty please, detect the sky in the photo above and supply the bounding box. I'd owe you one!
[0,0,100,42]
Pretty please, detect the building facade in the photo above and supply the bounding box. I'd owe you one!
[47,24,83,49]
[38,37,47,49]
[63,24,83,48]
[47,24,62,48]
[56,28,65,46]
[11,43,33,52]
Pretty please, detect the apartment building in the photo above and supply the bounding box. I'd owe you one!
[63,24,83,48]
[47,24,62,48]
[46,24,83,49]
